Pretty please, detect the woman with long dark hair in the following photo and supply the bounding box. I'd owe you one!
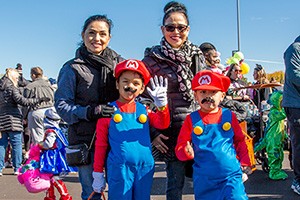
[54,15,124,200]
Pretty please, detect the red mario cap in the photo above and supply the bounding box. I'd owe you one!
[114,59,151,85]
[192,70,230,92]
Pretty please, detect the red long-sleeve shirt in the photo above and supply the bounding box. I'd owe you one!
[94,101,170,172]
[175,108,251,167]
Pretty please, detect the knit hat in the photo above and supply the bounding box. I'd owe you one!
[192,70,230,92]
[16,63,23,74]
[114,59,151,85]
[44,108,61,129]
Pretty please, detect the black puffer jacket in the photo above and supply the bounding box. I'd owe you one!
[0,76,40,132]
[142,45,205,161]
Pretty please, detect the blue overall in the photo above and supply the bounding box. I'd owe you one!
[190,108,248,200]
[107,102,155,200]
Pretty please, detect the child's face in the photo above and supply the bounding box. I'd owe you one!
[194,90,225,113]
[116,70,145,103]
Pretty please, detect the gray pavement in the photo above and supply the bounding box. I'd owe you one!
[0,151,298,200]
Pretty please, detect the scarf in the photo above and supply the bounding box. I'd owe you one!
[77,45,115,71]
[160,37,201,102]
[76,45,120,102]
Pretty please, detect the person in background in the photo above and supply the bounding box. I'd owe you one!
[199,42,223,74]
[54,15,124,200]
[252,64,271,107]
[15,63,29,90]
[24,67,54,144]
[282,35,300,195]
[142,1,205,199]
[0,68,50,176]
[175,70,251,200]
[226,63,250,102]
[93,59,170,200]
[14,63,31,160]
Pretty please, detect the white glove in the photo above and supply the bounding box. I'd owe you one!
[92,172,106,193]
[147,75,168,108]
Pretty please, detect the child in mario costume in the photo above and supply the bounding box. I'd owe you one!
[175,70,252,200]
[92,59,170,200]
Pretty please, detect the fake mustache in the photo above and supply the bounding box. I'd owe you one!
[124,86,137,93]
[201,97,215,104]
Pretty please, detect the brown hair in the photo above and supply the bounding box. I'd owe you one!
[31,67,43,78]
[226,63,239,79]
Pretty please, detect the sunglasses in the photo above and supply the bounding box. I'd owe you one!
[234,69,242,73]
[164,24,188,33]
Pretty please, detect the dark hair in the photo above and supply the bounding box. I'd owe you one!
[31,67,43,78]
[199,42,216,54]
[162,1,189,25]
[82,15,113,35]
[226,63,239,79]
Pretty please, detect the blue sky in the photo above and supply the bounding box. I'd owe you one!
[1,0,299,82]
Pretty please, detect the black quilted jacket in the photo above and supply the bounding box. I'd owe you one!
[0,76,40,132]
[142,45,205,161]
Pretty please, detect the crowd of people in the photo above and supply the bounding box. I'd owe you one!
[0,1,299,200]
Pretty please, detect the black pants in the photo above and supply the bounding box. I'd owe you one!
[284,107,300,182]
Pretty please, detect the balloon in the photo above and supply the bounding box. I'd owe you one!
[240,62,250,74]
[226,57,239,65]
[233,51,244,61]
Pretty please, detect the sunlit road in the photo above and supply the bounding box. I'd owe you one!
[0,152,298,200]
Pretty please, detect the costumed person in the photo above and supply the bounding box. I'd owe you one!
[17,144,52,193]
[175,70,252,200]
[39,108,74,200]
[254,91,288,180]
[92,59,170,200]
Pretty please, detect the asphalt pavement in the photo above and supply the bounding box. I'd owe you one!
[0,151,298,200]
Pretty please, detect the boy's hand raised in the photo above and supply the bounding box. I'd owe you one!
[147,75,168,108]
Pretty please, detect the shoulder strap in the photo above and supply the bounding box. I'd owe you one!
[221,108,232,124]
[190,111,203,127]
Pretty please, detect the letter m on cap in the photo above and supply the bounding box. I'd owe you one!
[126,60,139,69]
[199,75,211,85]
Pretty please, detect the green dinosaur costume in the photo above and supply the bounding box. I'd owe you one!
[254,91,288,180]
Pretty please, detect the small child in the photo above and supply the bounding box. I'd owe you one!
[39,108,74,200]
[254,91,288,180]
[175,70,252,200]
[92,59,170,200]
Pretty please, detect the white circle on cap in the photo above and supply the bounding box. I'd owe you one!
[199,75,211,85]
[126,60,139,70]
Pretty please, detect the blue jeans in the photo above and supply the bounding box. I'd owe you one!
[0,131,22,172]
[77,152,102,200]
[285,107,300,182]
[165,160,186,200]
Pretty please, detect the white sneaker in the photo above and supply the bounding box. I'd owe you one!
[14,171,19,176]
[0,172,3,176]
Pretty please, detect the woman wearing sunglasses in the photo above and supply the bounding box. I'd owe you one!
[142,1,205,200]
[226,63,250,102]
